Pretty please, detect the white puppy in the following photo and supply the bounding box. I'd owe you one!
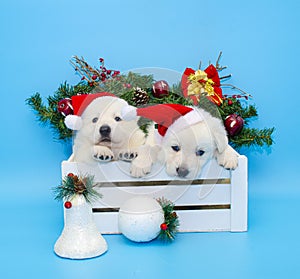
[156,110,238,179]
[70,96,145,164]
[125,106,238,179]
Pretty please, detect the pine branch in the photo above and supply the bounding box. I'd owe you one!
[157,197,179,242]
[198,94,221,119]
[240,105,258,123]
[26,93,54,124]
[218,98,258,121]
[229,127,275,149]
[26,82,92,141]
[53,174,102,203]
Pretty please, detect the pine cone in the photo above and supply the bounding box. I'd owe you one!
[74,179,86,194]
[132,87,149,106]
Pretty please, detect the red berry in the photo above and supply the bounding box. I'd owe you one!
[160,223,168,231]
[113,71,120,76]
[106,70,112,75]
[99,58,104,63]
[64,201,72,209]
[92,74,98,80]
[228,99,233,106]
[67,173,74,177]
[122,83,131,88]
[81,76,85,80]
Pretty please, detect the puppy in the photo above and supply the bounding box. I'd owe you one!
[71,96,145,164]
[156,110,238,179]
[127,106,238,179]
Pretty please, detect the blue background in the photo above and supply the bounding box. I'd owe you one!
[1,0,299,278]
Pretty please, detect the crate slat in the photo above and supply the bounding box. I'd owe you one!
[91,183,231,208]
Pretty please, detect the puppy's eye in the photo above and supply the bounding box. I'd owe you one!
[196,149,205,156]
[114,116,122,122]
[92,117,98,123]
[171,145,180,152]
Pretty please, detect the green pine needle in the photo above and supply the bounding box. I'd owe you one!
[229,127,275,149]
[53,174,102,203]
[157,197,180,242]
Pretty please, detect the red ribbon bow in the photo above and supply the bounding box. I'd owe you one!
[181,64,223,106]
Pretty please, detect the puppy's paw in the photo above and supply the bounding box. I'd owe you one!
[216,146,238,170]
[118,149,138,162]
[93,146,114,162]
[130,158,152,178]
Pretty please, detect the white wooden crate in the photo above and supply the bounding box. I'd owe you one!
[61,153,248,233]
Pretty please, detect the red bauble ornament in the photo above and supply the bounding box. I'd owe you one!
[57,98,73,116]
[64,201,72,209]
[160,223,168,231]
[152,80,169,98]
[224,114,244,136]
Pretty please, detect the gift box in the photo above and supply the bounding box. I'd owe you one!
[61,148,247,234]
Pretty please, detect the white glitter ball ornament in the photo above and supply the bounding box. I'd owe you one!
[118,196,164,242]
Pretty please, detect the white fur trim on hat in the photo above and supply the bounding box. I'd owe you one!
[163,109,204,140]
[64,115,83,130]
[121,105,137,121]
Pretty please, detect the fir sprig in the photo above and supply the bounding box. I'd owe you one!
[229,127,275,149]
[26,82,93,141]
[157,197,179,242]
[218,97,258,124]
[53,173,102,203]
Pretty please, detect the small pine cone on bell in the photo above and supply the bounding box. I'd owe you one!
[132,87,150,106]
[74,181,86,194]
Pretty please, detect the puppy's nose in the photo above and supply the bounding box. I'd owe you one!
[176,167,189,178]
[99,125,111,137]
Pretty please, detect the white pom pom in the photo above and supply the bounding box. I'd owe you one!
[121,105,137,121]
[64,115,82,130]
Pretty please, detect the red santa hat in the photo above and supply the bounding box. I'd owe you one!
[121,103,204,141]
[64,92,116,130]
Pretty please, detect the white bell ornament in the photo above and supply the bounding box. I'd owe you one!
[54,194,107,259]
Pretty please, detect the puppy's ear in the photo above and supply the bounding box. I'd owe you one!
[207,115,228,154]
